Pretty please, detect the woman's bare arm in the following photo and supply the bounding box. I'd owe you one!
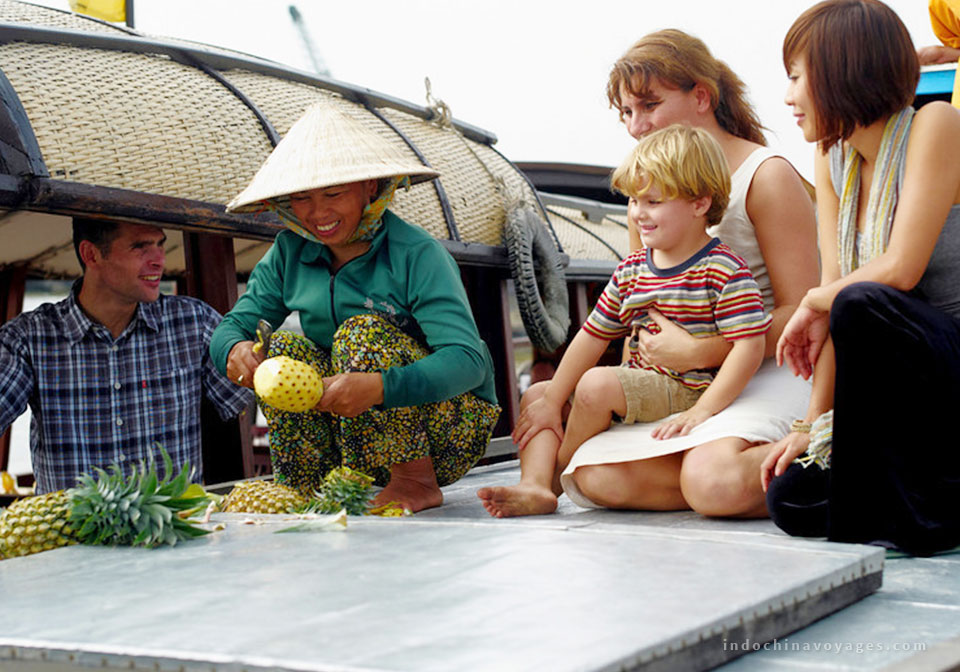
[746,156,820,356]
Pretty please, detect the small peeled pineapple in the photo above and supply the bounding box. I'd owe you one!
[253,356,323,412]
[222,480,308,514]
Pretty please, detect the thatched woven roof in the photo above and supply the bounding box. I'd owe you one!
[0,0,625,278]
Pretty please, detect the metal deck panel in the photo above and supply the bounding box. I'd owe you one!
[0,461,885,672]
[459,464,960,671]
[718,553,960,671]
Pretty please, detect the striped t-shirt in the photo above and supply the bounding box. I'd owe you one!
[583,238,772,390]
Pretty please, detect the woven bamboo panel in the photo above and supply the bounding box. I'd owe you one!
[545,203,629,262]
[218,69,343,137]
[0,0,626,265]
[218,69,451,240]
[379,107,522,247]
[0,0,125,34]
[0,41,273,202]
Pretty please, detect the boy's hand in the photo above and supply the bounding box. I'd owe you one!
[652,406,712,440]
[760,431,811,492]
[511,396,564,451]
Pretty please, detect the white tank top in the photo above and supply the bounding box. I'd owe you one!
[707,146,780,314]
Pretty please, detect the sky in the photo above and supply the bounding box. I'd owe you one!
[27,0,942,181]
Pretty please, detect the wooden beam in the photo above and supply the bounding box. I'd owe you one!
[16,178,283,242]
[0,266,26,472]
[181,231,255,482]
[460,266,518,438]
[569,281,590,331]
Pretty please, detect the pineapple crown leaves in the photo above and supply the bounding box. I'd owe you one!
[67,446,211,549]
[299,467,375,516]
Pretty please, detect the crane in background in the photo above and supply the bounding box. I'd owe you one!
[288,4,330,77]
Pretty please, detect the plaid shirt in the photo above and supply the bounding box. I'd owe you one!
[0,287,253,494]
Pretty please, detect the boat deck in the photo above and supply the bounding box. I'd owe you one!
[0,460,957,672]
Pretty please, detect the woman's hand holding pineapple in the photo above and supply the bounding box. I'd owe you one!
[227,340,265,389]
[316,372,383,418]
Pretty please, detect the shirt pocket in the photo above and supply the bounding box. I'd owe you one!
[137,367,200,448]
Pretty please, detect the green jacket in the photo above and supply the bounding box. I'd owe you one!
[210,211,497,408]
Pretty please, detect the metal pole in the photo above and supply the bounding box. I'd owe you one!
[288,4,329,76]
[124,0,134,29]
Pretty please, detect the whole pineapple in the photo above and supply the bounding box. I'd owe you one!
[0,449,210,559]
[221,480,308,513]
[254,356,323,412]
[0,491,76,558]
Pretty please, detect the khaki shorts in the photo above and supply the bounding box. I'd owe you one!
[611,366,703,424]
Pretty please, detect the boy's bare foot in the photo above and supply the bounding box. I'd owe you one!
[373,457,443,513]
[476,484,558,518]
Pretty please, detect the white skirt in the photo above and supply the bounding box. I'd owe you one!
[560,359,812,508]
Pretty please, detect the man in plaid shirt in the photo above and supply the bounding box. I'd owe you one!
[0,219,252,494]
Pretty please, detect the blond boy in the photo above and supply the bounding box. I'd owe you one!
[479,124,770,517]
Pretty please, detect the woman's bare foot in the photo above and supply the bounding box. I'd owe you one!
[372,457,443,513]
[476,483,558,518]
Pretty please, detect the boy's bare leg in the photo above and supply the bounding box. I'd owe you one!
[477,383,563,517]
[478,370,628,517]
[555,368,627,472]
[565,367,689,511]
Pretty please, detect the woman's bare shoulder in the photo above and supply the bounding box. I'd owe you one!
[908,103,960,202]
[911,102,960,138]
[750,153,810,201]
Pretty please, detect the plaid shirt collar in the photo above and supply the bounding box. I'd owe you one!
[61,279,162,344]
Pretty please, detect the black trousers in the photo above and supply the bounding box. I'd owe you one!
[767,282,960,556]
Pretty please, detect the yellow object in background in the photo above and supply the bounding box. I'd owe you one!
[68,0,125,23]
[929,0,960,107]
[1,471,16,495]
[930,0,960,48]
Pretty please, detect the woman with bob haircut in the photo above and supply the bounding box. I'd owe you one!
[763,0,960,556]
[479,29,819,519]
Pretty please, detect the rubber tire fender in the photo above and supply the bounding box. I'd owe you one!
[503,205,570,353]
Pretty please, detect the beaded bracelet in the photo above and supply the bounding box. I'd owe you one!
[790,419,812,434]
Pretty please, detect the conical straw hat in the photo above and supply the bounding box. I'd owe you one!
[227,103,439,214]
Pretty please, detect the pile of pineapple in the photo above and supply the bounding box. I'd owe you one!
[0,451,210,559]
[1,457,397,559]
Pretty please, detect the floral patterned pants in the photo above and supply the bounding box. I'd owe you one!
[261,314,500,495]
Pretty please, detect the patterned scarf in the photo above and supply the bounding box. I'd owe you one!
[260,176,409,245]
[836,107,914,275]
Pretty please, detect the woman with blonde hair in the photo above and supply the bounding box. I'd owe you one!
[764,0,960,555]
[480,30,819,518]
